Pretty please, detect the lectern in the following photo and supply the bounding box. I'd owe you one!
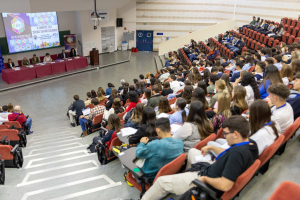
[90,50,99,66]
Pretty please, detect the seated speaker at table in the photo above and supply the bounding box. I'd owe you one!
[70,48,76,57]
[61,49,68,59]
[7,59,15,69]
[31,54,40,64]
[44,53,52,63]
[22,57,30,66]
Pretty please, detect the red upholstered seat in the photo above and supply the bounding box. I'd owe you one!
[4,121,22,129]
[85,104,94,109]
[168,97,176,105]
[258,135,284,168]
[194,133,217,150]
[248,66,255,72]
[224,70,230,75]
[0,125,9,130]
[50,54,58,60]
[216,127,224,139]
[17,60,22,66]
[40,56,45,62]
[268,181,300,200]
[126,153,187,193]
[117,112,126,120]
[288,35,295,45]
[220,160,261,200]
[292,27,299,37]
[0,145,14,160]
[281,117,300,145]
[0,129,20,141]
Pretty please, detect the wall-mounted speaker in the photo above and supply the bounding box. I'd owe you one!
[117,18,123,27]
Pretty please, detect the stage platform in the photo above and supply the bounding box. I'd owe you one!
[0,51,131,92]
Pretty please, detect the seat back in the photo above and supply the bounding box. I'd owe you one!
[93,114,103,125]
[220,160,261,200]
[40,56,45,62]
[153,153,187,183]
[224,70,230,75]
[4,121,22,129]
[17,60,22,66]
[268,181,300,200]
[4,63,8,69]
[248,66,255,72]
[288,35,295,44]
[85,104,94,109]
[0,129,20,141]
[168,97,177,105]
[117,112,126,120]
[0,125,9,130]
[282,117,300,144]
[0,145,14,160]
[194,133,217,150]
[258,135,285,168]
[50,54,58,60]
[216,127,224,139]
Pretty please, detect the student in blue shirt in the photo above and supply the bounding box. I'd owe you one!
[259,65,283,99]
[230,61,243,82]
[169,97,189,125]
[106,83,115,95]
[242,56,255,71]
[254,61,265,81]
[273,55,282,71]
[135,118,184,182]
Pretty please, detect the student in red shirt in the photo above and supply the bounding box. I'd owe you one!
[8,105,33,134]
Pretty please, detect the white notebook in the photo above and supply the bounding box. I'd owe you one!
[121,127,137,137]
[156,113,170,119]
[82,107,90,116]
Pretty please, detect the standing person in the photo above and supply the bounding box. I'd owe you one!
[31,54,40,64]
[44,53,52,62]
[61,49,68,59]
[7,59,15,69]
[69,95,85,127]
[79,98,105,137]
[241,72,261,107]
[22,57,30,66]
[70,48,77,57]
[8,105,33,134]
[259,65,283,99]
[173,101,213,152]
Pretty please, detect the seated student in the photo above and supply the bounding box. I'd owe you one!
[292,59,300,76]
[44,53,52,62]
[259,65,283,99]
[106,83,115,96]
[221,73,233,95]
[124,91,140,112]
[232,37,245,56]
[211,93,232,132]
[261,22,275,35]
[97,91,106,104]
[174,101,213,152]
[242,56,255,71]
[61,49,68,59]
[253,61,265,82]
[159,68,170,83]
[221,33,233,45]
[128,107,157,145]
[192,88,209,110]
[31,54,40,64]
[230,61,243,82]
[123,103,144,129]
[7,58,15,69]
[161,81,173,96]
[79,98,105,137]
[84,92,92,106]
[182,86,193,107]
[231,86,248,115]
[141,115,258,200]
[207,74,219,94]
[155,97,172,115]
[209,79,227,109]
[287,73,300,120]
[154,79,163,91]
[169,97,189,125]
[265,57,274,68]
[22,57,30,66]
[225,57,237,72]
[132,118,184,184]
[176,70,185,82]
[241,72,261,107]
[281,64,293,85]
[207,47,219,60]
[8,105,33,134]
[254,53,261,64]
[260,49,267,61]
[0,105,11,119]
[69,95,85,127]
[136,82,144,96]
[70,48,77,57]
[88,114,122,153]
[216,66,223,79]
[273,55,282,71]
[268,83,294,135]
[139,74,145,83]
[227,36,240,50]
[103,98,124,120]
[141,88,151,105]
[221,56,229,68]
[146,85,162,108]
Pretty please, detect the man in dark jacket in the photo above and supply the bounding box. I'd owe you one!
[146,85,162,108]
[69,95,85,127]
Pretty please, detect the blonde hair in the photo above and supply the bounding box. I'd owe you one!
[215,80,227,93]
[217,93,231,118]
[232,85,248,114]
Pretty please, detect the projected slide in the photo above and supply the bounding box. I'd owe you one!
[2,12,60,53]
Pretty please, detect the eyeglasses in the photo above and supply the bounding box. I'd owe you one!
[223,131,233,137]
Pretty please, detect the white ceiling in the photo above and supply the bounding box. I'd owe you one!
[0,0,132,13]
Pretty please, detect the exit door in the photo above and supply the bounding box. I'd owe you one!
[136,30,153,51]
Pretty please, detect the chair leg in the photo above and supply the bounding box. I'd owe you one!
[259,160,270,175]
[0,160,5,185]
[276,142,287,156]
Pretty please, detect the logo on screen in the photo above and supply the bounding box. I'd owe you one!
[67,37,73,43]
[11,16,25,34]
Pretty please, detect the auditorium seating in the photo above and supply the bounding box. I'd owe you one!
[194,133,217,150]
[0,136,24,168]
[51,54,58,60]
[268,181,300,200]
[0,129,26,147]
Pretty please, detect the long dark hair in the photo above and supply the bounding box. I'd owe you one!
[186,101,213,139]
[261,65,283,90]
[193,67,202,82]
[197,81,207,96]
[192,88,209,110]
[232,86,248,114]
[137,82,144,93]
[141,107,157,137]
[221,73,233,96]
[249,100,279,138]
[176,97,187,122]
[111,89,118,99]
[245,56,255,66]
[154,79,163,91]
[112,98,124,114]
[182,86,193,104]
[158,97,172,114]
[241,72,261,100]
[108,114,122,131]
[203,69,211,80]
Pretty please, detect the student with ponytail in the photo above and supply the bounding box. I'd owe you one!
[169,97,189,125]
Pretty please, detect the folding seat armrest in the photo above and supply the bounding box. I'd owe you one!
[0,136,8,144]
[192,179,223,199]
[100,127,108,132]
[11,144,19,154]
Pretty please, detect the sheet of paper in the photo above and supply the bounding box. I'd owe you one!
[82,107,90,116]
[121,127,137,137]
[51,62,55,63]
[156,113,170,119]
[195,154,212,162]
[171,124,182,134]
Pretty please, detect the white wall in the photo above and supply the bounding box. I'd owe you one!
[116,0,136,49]
[79,9,118,56]
[75,11,83,56]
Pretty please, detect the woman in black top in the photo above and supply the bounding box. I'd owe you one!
[105,89,123,110]
[7,59,15,68]
[128,107,157,145]
[231,86,248,115]
[161,81,173,96]
[70,48,76,57]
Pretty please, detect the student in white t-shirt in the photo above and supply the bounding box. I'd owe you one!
[267,83,294,135]
[169,74,182,94]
